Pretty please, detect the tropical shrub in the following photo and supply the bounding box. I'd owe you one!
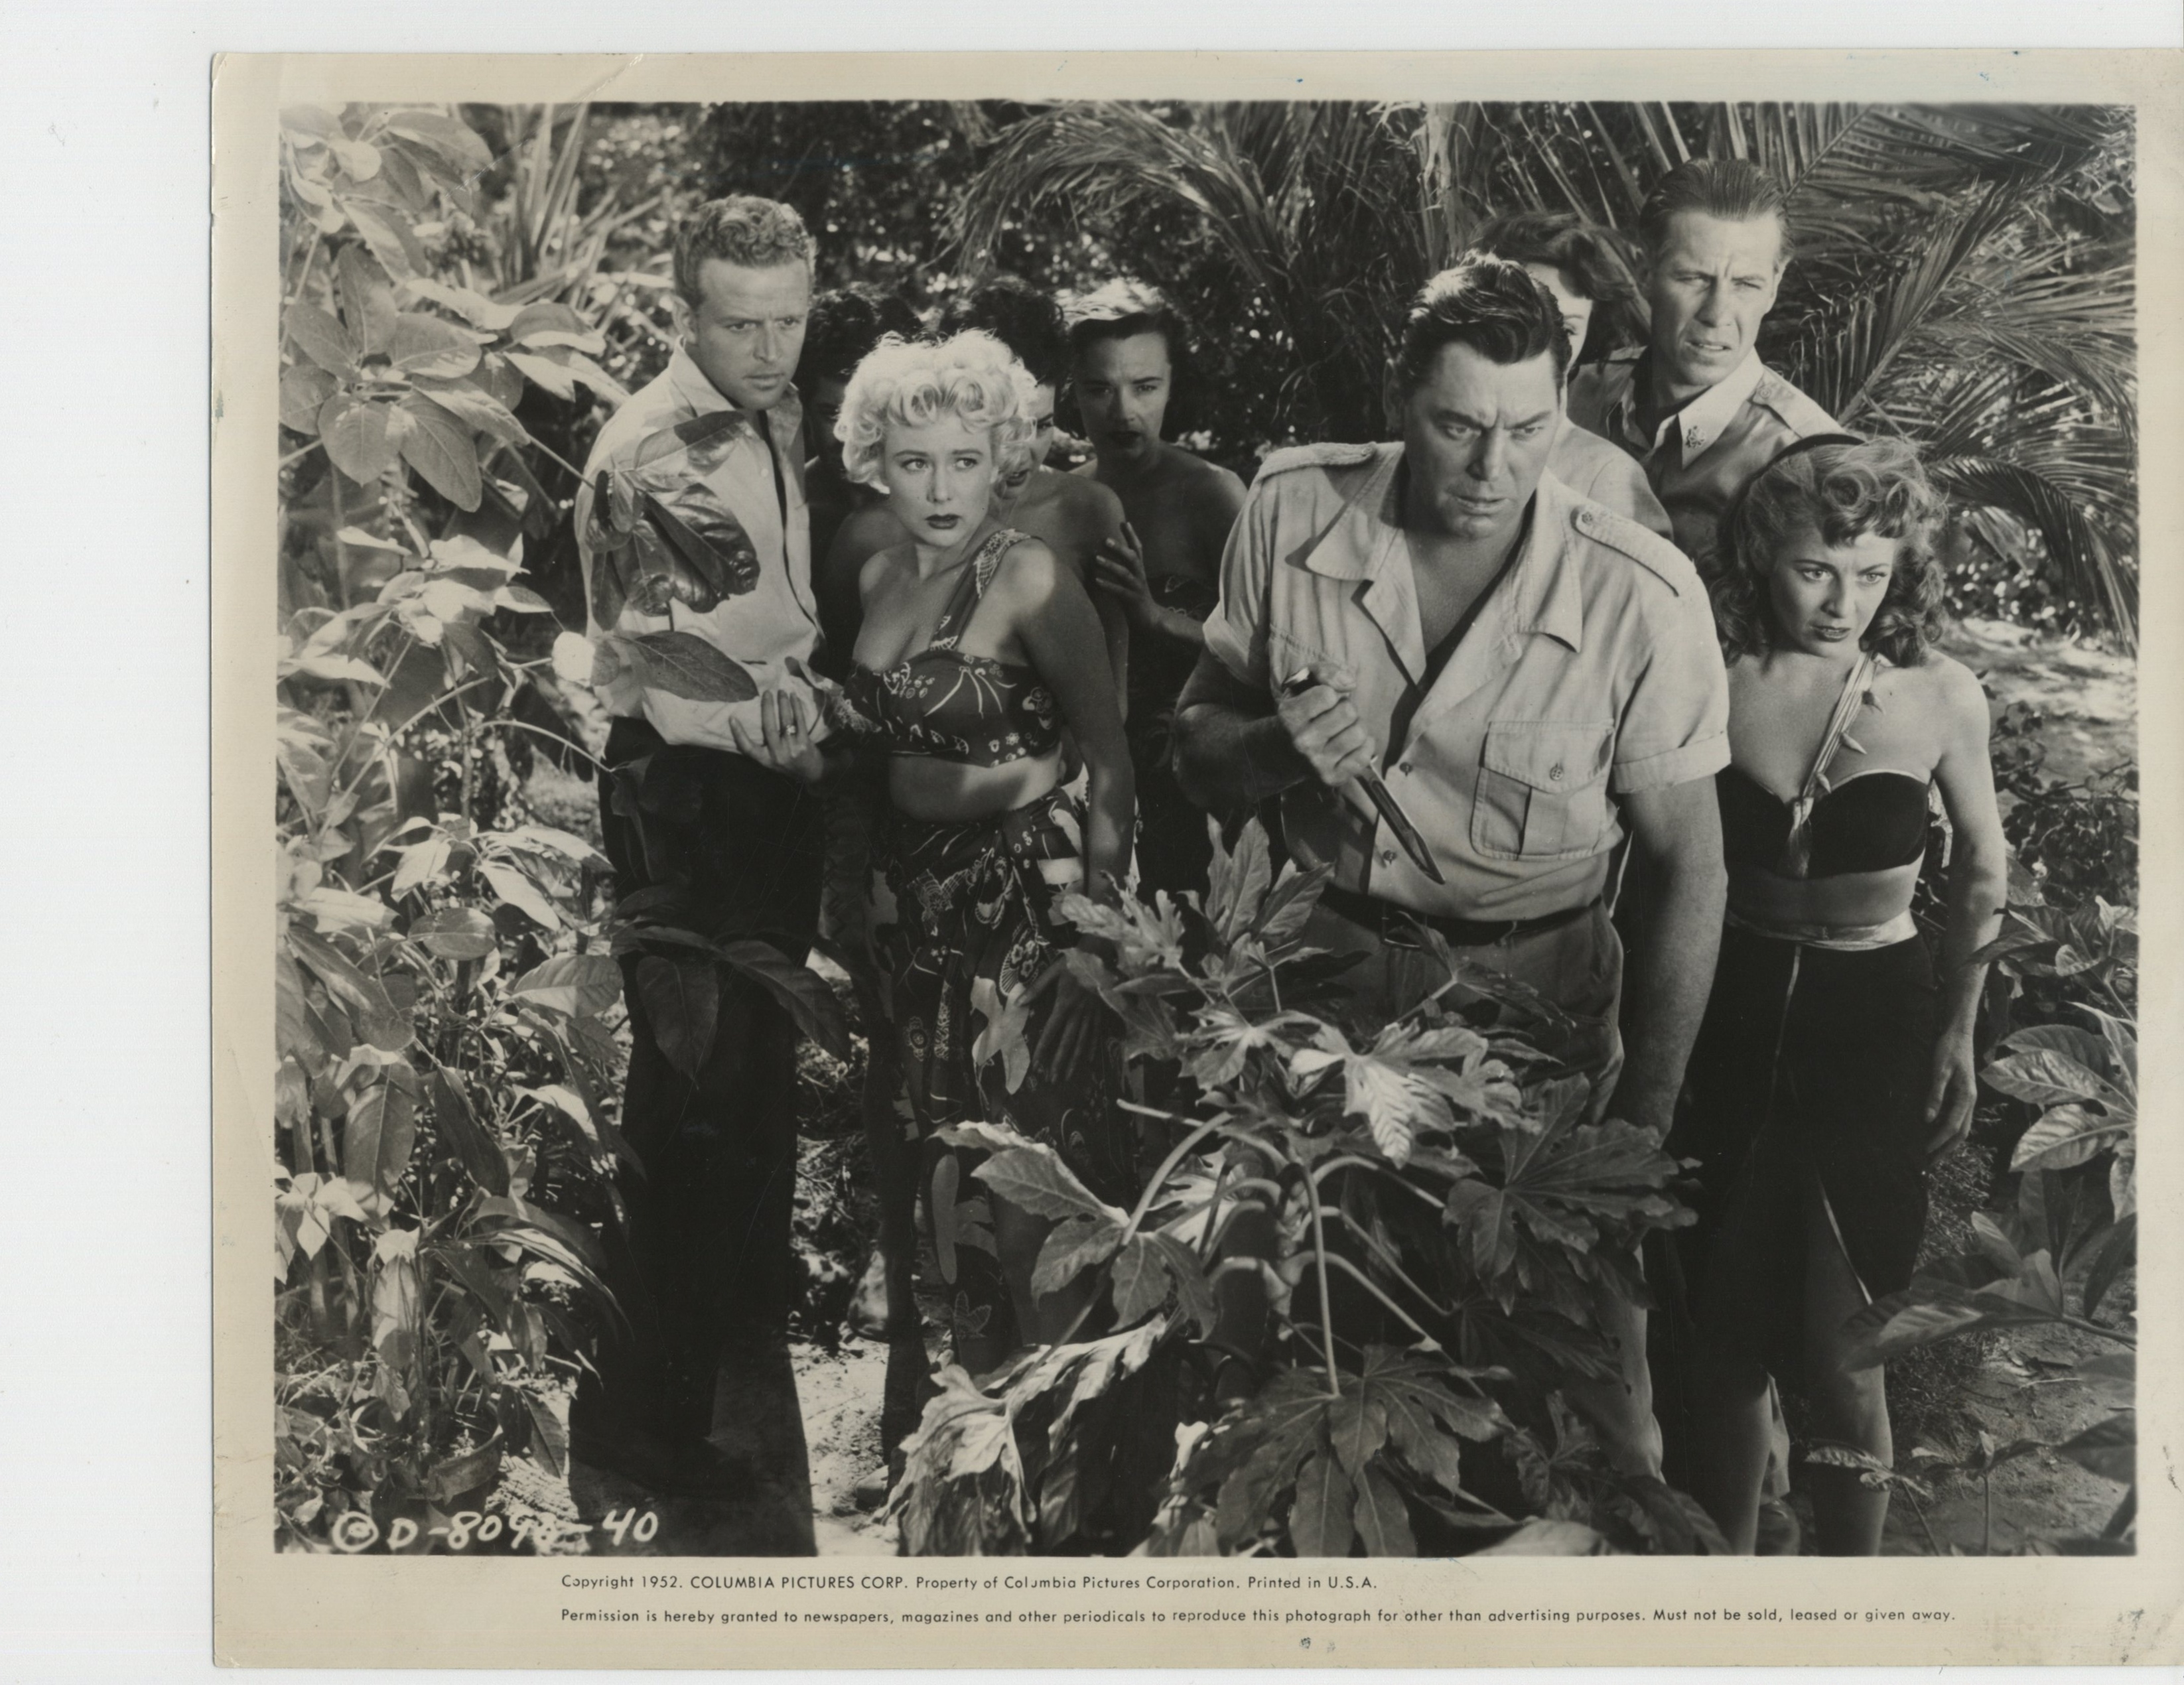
[274,101,853,1554]
[887,821,1717,1558]
[1837,871,2136,1553]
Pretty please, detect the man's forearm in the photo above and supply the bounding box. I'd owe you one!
[1611,847,1726,1134]
[1172,703,1312,811]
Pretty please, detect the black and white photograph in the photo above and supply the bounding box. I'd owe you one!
[247,70,2152,1599]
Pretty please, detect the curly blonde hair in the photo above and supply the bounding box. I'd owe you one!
[1713,435,1950,667]
[834,330,1039,490]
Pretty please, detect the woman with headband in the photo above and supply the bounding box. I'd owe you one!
[1674,435,2007,1554]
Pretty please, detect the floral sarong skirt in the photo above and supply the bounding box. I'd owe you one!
[867,785,1134,1210]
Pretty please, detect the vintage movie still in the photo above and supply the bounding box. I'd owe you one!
[211,48,2181,1667]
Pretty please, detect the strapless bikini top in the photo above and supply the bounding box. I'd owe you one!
[1719,766,1930,877]
[1720,650,1931,879]
[846,527,1062,768]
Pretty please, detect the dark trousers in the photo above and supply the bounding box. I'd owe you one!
[573,719,823,1446]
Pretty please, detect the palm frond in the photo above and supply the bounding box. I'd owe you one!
[1777,184,2031,420]
[1931,454,2136,646]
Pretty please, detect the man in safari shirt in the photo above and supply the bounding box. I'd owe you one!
[1568,158,1836,569]
[570,195,833,1540]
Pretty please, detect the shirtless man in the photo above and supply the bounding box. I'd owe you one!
[823,276,1129,696]
[1067,280,1247,899]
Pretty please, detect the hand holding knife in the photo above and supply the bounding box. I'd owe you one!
[1278,667,1446,885]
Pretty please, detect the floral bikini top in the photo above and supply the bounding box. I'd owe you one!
[844,528,1063,768]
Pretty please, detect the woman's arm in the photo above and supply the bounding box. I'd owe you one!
[819,504,906,668]
[1006,542,1137,1083]
[1924,656,2010,1162]
[1009,541,1136,899]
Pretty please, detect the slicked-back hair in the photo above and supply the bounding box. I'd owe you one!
[1638,158,1794,267]
[940,275,1070,389]
[1712,436,1949,667]
[673,195,815,305]
[797,287,923,390]
[1470,209,1646,364]
[1395,257,1570,396]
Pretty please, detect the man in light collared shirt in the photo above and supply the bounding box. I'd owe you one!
[570,194,833,1529]
[1568,159,1838,569]
[1469,208,1673,541]
[1174,259,1729,1474]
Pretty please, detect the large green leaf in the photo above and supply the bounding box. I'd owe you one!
[317,393,399,481]
[410,906,497,960]
[1351,1463,1416,1557]
[975,1144,1125,1227]
[1472,1517,1608,1555]
[2055,1414,2133,1485]
[716,937,851,1063]
[379,108,494,175]
[285,303,357,375]
[279,365,338,432]
[1984,1045,2114,1109]
[389,311,485,378]
[394,394,484,510]
[1289,1448,1356,1557]
[634,951,718,1083]
[2012,1104,2132,1174]
[345,1077,417,1201]
[428,1068,508,1196]
[592,630,758,705]
[509,952,623,1020]
[413,378,530,449]
[1030,1214,1126,1298]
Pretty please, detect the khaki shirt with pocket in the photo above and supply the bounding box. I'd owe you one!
[1567,350,1838,569]
[1205,443,1728,922]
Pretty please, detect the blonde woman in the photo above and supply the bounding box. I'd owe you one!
[837,331,1136,1373]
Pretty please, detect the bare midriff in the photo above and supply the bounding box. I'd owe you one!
[886,747,1065,824]
[1728,858,1922,931]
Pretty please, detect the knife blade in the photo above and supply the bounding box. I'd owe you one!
[1278,668,1446,886]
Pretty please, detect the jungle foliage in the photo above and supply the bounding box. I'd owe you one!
[271,99,2137,1557]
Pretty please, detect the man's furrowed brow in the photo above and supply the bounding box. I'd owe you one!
[1430,403,1555,431]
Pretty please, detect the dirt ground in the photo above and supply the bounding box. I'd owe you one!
[1943,616,2136,787]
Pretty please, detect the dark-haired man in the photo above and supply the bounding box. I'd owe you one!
[1469,210,1672,539]
[571,194,831,1542]
[1568,158,1838,568]
[1070,279,1246,900]
[1173,258,1730,1473]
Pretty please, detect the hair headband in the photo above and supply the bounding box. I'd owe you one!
[1718,430,1867,569]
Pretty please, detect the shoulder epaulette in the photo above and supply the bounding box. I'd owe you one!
[1571,500,1699,596]
[1752,368,1841,436]
[1255,440,1381,481]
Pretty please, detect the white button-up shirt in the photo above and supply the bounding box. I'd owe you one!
[576,348,823,754]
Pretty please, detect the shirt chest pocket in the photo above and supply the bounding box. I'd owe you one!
[1471,720,1615,861]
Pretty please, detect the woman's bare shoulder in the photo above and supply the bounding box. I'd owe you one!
[856,539,913,598]
[995,531,1065,586]
[1894,647,1990,734]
